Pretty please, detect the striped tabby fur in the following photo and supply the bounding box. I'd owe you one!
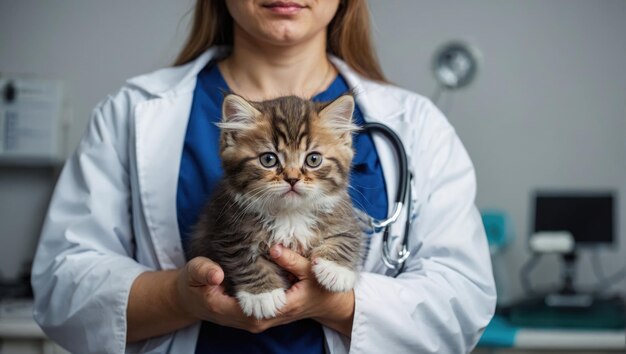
[189,93,363,319]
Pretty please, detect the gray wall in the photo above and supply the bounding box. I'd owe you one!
[0,0,194,279]
[1,1,624,301]
[369,0,626,301]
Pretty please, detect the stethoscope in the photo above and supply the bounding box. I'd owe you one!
[360,122,413,276]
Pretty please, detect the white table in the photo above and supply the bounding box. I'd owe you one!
[0,299,68,354]
[474,328,625,354]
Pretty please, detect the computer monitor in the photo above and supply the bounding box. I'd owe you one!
[533,192,615,247]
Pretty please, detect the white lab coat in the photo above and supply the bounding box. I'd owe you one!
[31,47,496,354]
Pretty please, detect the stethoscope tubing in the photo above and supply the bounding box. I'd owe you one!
[362,122,411,275]
[362,123,408,212]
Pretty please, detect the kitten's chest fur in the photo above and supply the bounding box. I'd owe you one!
[261,208,320,252]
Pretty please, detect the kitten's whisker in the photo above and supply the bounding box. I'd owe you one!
[348,182,381,190]
[216,185,268,221]
[234,185,279,220]
[346,184,373,211]
[223,185,272,223]
[230,191,268,223]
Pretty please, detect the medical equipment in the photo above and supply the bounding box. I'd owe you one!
[361,122,412,276]
[521,192,619,305]
[516,191,625,329]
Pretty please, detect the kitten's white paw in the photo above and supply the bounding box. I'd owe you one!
[312,258,357,292]
[236,288,286,319]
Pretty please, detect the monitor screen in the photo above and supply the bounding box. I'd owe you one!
[533,192,615,245]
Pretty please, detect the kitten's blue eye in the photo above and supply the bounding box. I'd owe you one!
[305,152,323,168]
[259,153,278,168]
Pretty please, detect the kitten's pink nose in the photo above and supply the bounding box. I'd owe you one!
[285,178,299,187]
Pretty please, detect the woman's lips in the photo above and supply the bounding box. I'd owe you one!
[262,1,306,15]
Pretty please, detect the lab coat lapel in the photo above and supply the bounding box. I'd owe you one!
[131,49,218,269]
[134,93,193,269]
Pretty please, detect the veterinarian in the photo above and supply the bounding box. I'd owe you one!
[31,0,496,353]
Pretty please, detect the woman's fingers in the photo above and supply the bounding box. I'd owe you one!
[181,251,322,333]
[270,244,311,280]
[186,256,224,286]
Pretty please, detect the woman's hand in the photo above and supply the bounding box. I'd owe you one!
[176,257,278,333]
[178,251,354,336]
[129,251,354,343]
[265,245,356,337]
[127,257,260,342]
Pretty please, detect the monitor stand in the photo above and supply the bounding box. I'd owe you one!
[545,253,594,307]
[509,252,625,329]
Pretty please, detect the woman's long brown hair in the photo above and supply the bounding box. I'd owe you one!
[174,0,386,82]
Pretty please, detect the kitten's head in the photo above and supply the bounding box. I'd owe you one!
[217,93,358,212]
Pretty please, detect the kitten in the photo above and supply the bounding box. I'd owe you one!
[189,93,363,319]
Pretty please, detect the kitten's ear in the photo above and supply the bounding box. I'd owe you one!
[319,94,359,133]
[216,94,261,131]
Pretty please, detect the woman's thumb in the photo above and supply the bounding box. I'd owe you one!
[187,257,224,286]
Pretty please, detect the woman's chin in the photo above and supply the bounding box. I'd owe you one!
[253,21,321,47]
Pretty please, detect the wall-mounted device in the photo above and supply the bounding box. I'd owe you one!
[432,41,480,90]
[0,76,68,165]
[430,41,481,112]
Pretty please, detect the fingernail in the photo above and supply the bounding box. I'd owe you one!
[270,245,282,258]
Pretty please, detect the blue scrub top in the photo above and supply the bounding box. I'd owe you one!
[176,62,388,353]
